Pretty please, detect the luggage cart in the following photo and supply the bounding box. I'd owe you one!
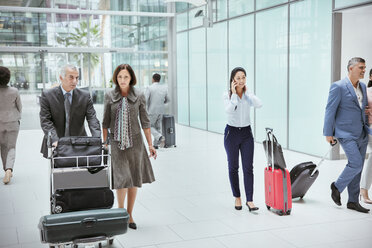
[38,133,128,248]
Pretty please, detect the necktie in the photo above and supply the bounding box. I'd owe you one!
[64,92,71,136]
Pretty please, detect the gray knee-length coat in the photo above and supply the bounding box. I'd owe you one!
[102,86,155,189]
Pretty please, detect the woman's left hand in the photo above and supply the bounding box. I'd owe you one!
[148,146,157,159]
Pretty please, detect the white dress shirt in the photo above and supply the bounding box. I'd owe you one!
[223,91,263,127]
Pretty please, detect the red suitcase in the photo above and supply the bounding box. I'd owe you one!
[264,128,292,215]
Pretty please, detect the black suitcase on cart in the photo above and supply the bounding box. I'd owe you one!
[290,141,337,199]
[39,208,129,245]
[51,187,114,213]
[162,115,176,147]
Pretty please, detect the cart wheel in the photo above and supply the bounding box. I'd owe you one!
[300,196,304,199]
[73,245,78,248]
[174,145,177,147]
[98,243,102,248]
[266,205,271,210]
[286,210,291,215]
[278,210,284,216]
[109,239,114,245]
[49,246,55,248]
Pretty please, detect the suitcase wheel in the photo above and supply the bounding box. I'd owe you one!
[278,210,284,216]
[53,201,65,214]
[286,210,291,215]
[109,238,114,245]
[266,205,271,210]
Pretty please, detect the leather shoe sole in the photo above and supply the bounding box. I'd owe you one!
[347,202,370,213]
[330,182,341,206]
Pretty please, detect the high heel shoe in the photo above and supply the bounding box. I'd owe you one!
[234,198,242,210]
[360,189,372,204]
[246,202,259,212]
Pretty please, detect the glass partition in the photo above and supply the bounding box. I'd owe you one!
[255,6,288,147]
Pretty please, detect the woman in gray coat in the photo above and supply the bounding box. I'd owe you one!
[102,64,156,230]
[0,66,22,184]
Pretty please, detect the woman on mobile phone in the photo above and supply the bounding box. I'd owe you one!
[223,67,262,211]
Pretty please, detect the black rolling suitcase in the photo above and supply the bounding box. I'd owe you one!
[51,187,114,213]
[39,208,129,244]
[290,141,337,199]
[162,115,176,147]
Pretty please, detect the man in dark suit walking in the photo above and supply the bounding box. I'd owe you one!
[39,65,101,157]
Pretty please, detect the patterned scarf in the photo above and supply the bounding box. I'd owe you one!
[114,97,133,150]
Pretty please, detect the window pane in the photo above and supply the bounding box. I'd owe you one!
[256,6,288,147]
[177,12,188,32]
[228,14,255,134]
[177,32,189,125]
[189,6,205,29]
[229,0,254,18]
[207,22,227,133]
[216,0,228,20]
[289,0,333,156]
[335,0,372,9]
[189,28,206,129]
[256,0,288,10]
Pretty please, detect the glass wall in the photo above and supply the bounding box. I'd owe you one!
[177,32,189,125]
[189,28,207,129]
[0,0,170,130]
[255,6,288,147]
[176,0,334,156]
[335,0,372,9]
[207,22,227,133]
[289,0,332,155]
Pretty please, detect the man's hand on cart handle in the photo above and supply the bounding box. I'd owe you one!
[52,141,58,147]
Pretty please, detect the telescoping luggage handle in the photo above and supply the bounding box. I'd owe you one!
[310,139,338,177]
[265,127,275,170]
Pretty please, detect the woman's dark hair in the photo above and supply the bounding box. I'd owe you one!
[229,67,246,97]
[368,68,372,88]
[112,64,137,88]
[0,66,11,86]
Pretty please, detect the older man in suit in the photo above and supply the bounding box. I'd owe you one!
[145,73,170,149]
[324,57,370,213]
[39,64,101,158]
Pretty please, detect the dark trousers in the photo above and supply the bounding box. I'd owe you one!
[224,125,254,202]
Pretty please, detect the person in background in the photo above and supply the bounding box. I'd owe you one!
[102,64,157,230]
[145,73,170,149]
[324,57,370,213]
[39,64,101,157]
[223,67,262,211]
[360,68,372,204]
[0,66,22,184]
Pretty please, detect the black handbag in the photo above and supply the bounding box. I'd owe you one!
[263,133,287,169]
[53,136,103,168]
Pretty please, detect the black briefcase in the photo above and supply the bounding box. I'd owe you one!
[51,187,114,214]
[54,136,103,168]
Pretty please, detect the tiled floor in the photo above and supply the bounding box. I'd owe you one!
[1,125,372,248]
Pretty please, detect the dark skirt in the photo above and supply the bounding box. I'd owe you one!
[110,133,155,189]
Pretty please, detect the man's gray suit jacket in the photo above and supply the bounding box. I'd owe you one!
[39,86,101,158]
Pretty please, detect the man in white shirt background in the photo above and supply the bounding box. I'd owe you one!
[145,73,170,149]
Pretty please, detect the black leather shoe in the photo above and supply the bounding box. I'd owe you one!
[235,205,242,210]
[246,203,259,212]
[128,222,137,230]
[330,182,341,206]
[347,202,370,213]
